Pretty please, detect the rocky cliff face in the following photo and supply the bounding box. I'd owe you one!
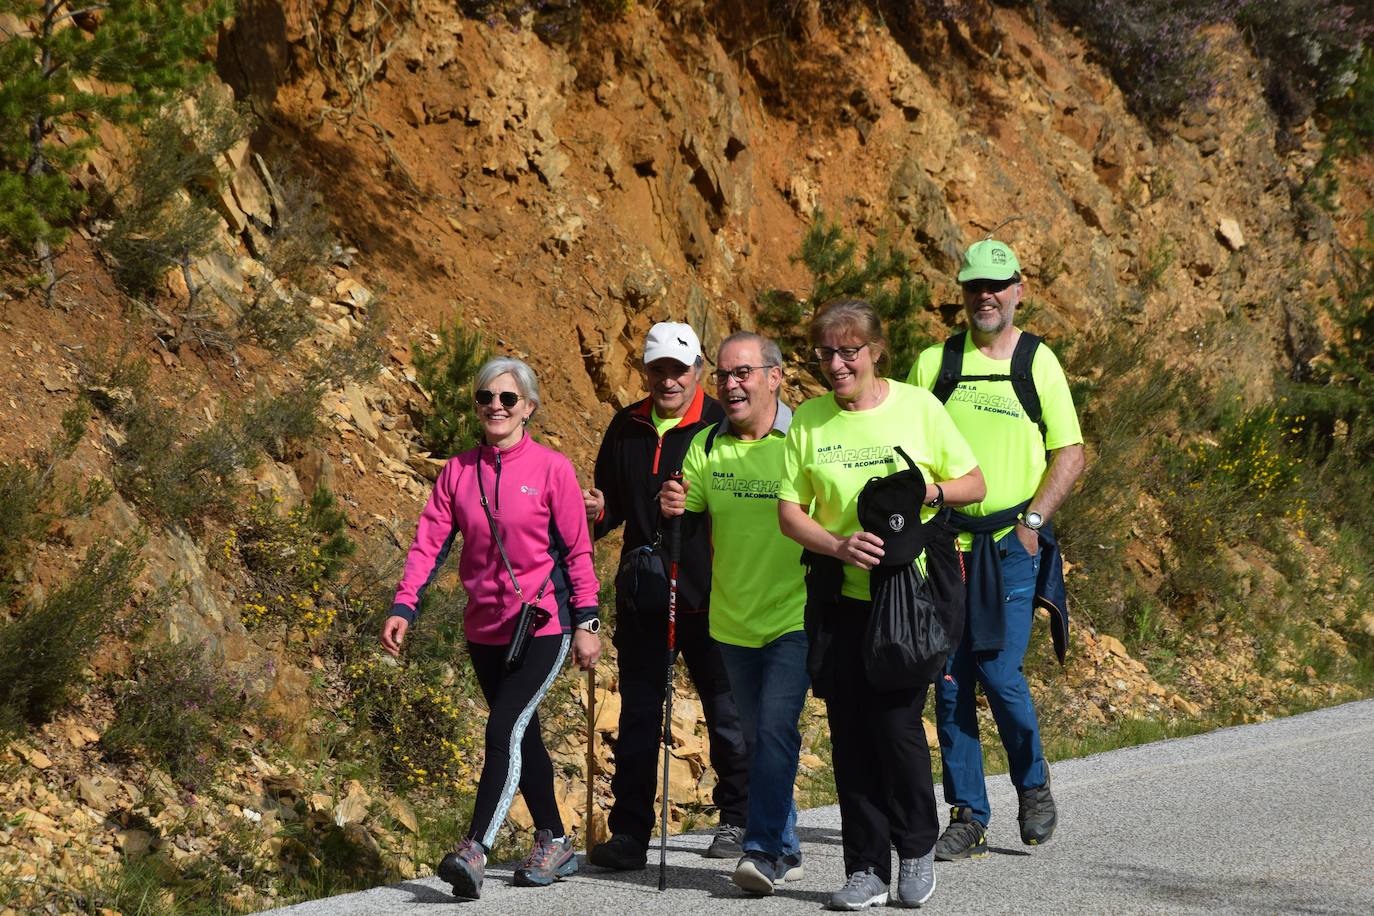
[0,1,1368,910]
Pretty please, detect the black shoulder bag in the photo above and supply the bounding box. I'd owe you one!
[477,455,551,671]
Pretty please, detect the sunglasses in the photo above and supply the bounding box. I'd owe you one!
[961,277,1017,296]
[812,344,868,363]
[712,364,777,384]
[475,389,522,409]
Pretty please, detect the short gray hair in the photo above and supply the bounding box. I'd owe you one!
[718,331,783,369]
[474,357,541,414]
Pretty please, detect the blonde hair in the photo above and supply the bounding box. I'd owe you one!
[808,299,889,374]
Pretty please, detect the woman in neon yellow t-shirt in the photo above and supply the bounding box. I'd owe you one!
[778,299,985,910]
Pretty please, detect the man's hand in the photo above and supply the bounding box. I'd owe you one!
[1016,522,1041,557]
[582,486,604,524]
[572,629,602,670]
[659,478,689,517]
[837,531,885,570]
[380,616,409,657]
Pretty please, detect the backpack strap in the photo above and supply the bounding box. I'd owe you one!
[1009,331,1043,427]
[702,418,728,457]
[932,331,967,404]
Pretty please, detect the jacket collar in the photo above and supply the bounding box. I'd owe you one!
[632,384,707,426]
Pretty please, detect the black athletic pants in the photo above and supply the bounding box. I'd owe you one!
[609,610,750,846]
[466,633,570,850]
[826,597,938,883]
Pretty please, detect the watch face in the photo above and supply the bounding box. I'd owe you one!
[1025,511,1044,529]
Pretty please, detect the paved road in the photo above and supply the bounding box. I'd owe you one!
[263,699,1374,915]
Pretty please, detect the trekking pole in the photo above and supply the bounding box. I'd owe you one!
[585,666,596,851]
[658,488,684,892]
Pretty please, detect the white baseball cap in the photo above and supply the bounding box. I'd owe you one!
[643,322,702,366]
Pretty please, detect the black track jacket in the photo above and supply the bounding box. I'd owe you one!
[593,386,724,613]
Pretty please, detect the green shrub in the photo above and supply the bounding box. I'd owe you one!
[0,541,142,731]
[102,640,258,788]
[240,164,337,353]
[413,320,490,457]
[0,403,97,604]
[757,209,934,380]
[227,487,354,639]
[103,88,250,300]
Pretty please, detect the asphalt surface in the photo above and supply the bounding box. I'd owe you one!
[261,698,1374,915]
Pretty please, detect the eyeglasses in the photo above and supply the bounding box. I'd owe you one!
[961,277,1017,296]
[712,364,777,385]
[475,389,522,409]
[812,344,868,363]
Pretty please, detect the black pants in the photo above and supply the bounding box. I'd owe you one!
[609,610,750,846]
[467,633,570,850]
[826,597,938,882]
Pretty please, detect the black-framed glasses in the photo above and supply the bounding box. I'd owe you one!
[712,364,777,384]
[475,389,522,408]
[812,344,868,363]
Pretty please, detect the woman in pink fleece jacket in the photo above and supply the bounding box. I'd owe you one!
[381,357,600,900]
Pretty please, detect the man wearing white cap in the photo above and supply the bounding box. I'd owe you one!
[584,321,751,869]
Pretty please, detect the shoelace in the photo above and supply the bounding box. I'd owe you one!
[942,820,983,846]
[1019,785,1053,818]
[525,837,562,868]
[899,856,929,878]
[715,824,744,842]
[843,869,877,889]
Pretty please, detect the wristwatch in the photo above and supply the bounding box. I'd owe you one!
[575,618,601,634]
[1019,510,1044,531]
[925,483,945,509]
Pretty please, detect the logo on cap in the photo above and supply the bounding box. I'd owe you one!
[888,514,905,533]
[991,248,1007,264]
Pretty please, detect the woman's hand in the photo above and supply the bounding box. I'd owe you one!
[837,531,885,570]
[572,628,602,670]
[381,615,409,657]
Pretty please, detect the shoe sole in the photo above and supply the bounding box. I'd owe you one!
[437,860,481,900]
[828,890,889,911]
[704,845,743,859]
[587,847,647,870]
[895,872,936,908]
[777,863,805,882]
[732,860,775,896]
[513,854,579,887]
[934,845,988,862]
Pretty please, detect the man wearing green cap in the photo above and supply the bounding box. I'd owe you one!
[907,238,1085,861]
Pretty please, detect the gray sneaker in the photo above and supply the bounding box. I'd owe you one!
[732,851,776,896]
[705,823,745,859]
[1018,770,1057,846]
[828,868,889,911]
[895,850,936,907]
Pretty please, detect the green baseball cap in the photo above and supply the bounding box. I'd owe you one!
[957,239,1022,283]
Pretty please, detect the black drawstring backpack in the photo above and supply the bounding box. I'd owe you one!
[858,447,967,690]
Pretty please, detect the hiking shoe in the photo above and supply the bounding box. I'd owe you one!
[588,832,647,870]
[777,851,805,882]
[1018,772,1057,846]
[934,807,988,862]
[895,850,936,908]
[827,868,889,911]
[437,838,485,899]
[732,851,776,896]
[704,822,745,859]
[513,829,578,887]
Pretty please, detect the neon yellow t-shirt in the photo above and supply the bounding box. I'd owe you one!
[779,381,978,601]
[681,417,805,648]
[909,334,1083,550]
[651,408,684,437]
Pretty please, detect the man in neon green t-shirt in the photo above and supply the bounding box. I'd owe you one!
[908,238,1086,862]
[660,331,807,897]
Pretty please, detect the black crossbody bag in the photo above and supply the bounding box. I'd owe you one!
[477,457,551,671]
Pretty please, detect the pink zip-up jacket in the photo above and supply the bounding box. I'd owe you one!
[389,433,599,646]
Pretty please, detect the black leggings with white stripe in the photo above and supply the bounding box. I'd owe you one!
[466,632,570,849]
